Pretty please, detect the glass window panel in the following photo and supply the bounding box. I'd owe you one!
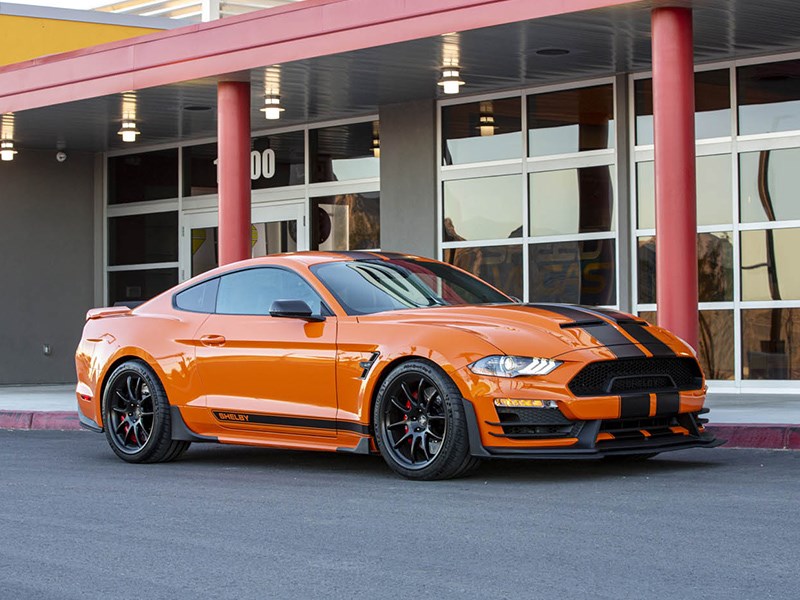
[216,268,324,316]
[311,193,380,251]
[443,175,522,242]
[529,239,616,305]
[637,155,732,229]
[443,245,523,300]
[251,131,306,189]
[741,228,800,301]
[739,148,800,223]
[175,278,219,313]
[737,60,800,136]
[635,70,731,145]
[528,85,615,157]
[310,121,379,183]
[108,212,178,266]
[529,166,615,236]
[108,149,179,204]
[108,268,178,306]
[182,143,218,197]
[191,220,299,278]
[441,97,522,165]
[742,308,800,380]
[637,232,733,304]
[639,310,734,381]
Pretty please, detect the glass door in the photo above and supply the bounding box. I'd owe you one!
[181,200,307,281]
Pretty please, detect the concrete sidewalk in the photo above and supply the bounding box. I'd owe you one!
[1,384,798,449]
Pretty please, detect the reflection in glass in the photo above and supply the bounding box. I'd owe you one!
[191,221,298,277]
[443,245,523,300]
[310,121,379,183]
[108,212,178,266]
[741,228,800,301]
[442,97,522,165]
[530,166,615,236]
[108,149,179,204]
[529,239,615,305]
[311,193,380,251]
[637,155,732,229]
[639,310,734,381]
[108,268,178,306]
[739,148,800,223]
[742,308,800,380]
[443,175,522,242]
[528,85,614,157]
[635,70,731,145]
[738,60,800,135]
[637,233,733,304]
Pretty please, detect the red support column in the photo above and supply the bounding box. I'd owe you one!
[217,81,251,265]
[652,7,698,350]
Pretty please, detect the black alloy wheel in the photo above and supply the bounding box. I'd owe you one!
[108,371,154,454]
[102,360,190,463]
[373,360,480,480]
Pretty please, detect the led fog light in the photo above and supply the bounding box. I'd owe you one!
[493,398,558,409]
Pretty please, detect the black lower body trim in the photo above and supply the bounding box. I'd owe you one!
[78,412,103,433]
[482,433,723,459]
[171,406,217,443]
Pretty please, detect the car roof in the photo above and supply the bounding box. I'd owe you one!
[223,251,427,268]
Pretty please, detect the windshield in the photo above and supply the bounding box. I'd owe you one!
[311,258,512,315]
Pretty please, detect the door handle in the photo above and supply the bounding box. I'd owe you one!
[200,334,226,347]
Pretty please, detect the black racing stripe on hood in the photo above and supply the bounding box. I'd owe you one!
[618,321,675,357]
[527,304,646,358]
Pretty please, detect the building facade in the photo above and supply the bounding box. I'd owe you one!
[2,0,800,394]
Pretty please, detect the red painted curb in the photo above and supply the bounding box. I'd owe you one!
[0,410,81,431]
[706,425,800,450]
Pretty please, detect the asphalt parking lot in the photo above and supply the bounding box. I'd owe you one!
[1,431,797,600]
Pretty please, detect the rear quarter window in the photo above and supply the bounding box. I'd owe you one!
[174,278,219,313]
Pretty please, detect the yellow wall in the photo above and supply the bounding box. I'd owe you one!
[0,15,161,67]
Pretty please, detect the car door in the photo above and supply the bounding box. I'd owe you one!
[194,266,338,437]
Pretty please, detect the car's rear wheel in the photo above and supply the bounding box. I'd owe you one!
[103,360,190,463]
[373,360,480,480]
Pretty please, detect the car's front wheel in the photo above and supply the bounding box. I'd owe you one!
[102,360,190,463]
[373,360,480,480]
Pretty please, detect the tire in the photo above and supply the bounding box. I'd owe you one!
[373,360,481,480]
[102,360,190,464]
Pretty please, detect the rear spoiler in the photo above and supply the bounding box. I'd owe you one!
[86,306,132,320]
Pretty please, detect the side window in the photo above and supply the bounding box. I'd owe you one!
[216,268,325,316]
[174,278,219,313]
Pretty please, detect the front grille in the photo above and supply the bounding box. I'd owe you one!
[487,406,579,439]
[568,357,703,397]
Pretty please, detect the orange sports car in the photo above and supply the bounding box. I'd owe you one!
[75,252,720,480]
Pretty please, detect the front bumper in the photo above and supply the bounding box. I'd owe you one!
[462,399,723,459]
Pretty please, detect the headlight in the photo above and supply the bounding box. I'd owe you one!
[468,355,562,378]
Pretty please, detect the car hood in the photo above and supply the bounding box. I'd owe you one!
[356,303,685,359]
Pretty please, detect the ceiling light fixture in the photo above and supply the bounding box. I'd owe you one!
[0,140,17,161]
[477,101,498,136]
[118,120,140,143]
[438,67,465,95]
[260,94,285,120]
[371,122,380,158]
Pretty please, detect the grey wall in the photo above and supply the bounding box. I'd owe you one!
[379,99,437,258]
[0,149,96,384]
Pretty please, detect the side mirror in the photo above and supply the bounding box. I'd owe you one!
[269,299,325,322]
